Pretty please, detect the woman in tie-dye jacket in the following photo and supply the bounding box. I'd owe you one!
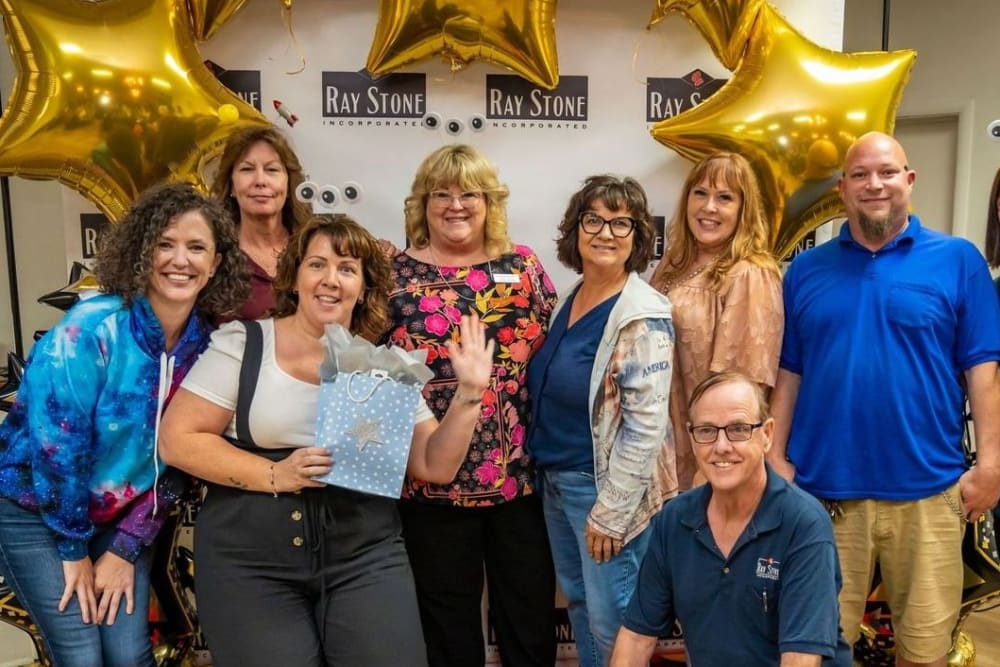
[0,183,247,667]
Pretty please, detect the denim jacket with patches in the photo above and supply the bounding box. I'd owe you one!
[551,272,677,543]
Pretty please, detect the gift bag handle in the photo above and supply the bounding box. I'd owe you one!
[346,370,389,403]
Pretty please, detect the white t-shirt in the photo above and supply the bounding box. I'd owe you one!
[182,319,433,449]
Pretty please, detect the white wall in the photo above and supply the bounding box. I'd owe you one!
[843,0,1000,248]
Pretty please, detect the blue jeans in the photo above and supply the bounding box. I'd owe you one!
[0,498,154,667]
[538,469,651,667]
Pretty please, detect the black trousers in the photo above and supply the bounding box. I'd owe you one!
[195,484,427,667]
[400,494,556,667]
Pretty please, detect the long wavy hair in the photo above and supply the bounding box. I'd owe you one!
[210,125,310,234]
[404,144,513,258]
[651,152,779,290]
[95,182,249,317]
[986,166,1000,269]
[555,175,656,274]
[272,214,392,342]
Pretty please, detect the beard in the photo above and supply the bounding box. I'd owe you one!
[857,204,905,240]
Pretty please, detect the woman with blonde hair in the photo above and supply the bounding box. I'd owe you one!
[651,152,784,490]
[383,144,559,667]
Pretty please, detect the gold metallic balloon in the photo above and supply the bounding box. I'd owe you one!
[0,0,267,221]
[188,0,249,41]
[366,0,560,90]
[948,630,975,667]
[650,2,915,260]
[648,0,762,70]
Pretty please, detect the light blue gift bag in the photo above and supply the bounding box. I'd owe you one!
[312,324,433,499]
[314,371,421,498]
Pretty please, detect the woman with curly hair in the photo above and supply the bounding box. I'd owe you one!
[211,124,309,319]
[160,214,495,667]
[650,152,784,490]
[0,182,248,667]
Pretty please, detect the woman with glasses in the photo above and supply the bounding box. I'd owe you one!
[381,144,559,667]
[650,152,783,491]
[525,175,676,667]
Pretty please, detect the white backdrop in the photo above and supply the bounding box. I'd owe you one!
[62,0,844,294]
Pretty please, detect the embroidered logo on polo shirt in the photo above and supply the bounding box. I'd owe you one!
[756,557,780,581]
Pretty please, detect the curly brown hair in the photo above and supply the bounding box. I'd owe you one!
[986,166,1000,269]
[95,182,249,317]
[272,215,392,342]
[651,152,779,290]
[404,144,513,258]
[555,175,656,274]
[210,125,310,234]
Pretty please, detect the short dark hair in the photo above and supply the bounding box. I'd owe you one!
[272,214,393,342]
[555,175,655,274]
[95,182,249,317]
[210,125,310,234]
[688,371,770,422]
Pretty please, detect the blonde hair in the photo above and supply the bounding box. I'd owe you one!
[403,144,513,258]
[652,152,779,290]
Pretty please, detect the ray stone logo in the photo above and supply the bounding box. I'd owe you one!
[80,213,110,260]
[485,75,588,130]
[646,69,726,122]
[321,72,426,127]
[204,60,261,111]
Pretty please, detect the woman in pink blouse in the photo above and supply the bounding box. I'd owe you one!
[651,152,784,491]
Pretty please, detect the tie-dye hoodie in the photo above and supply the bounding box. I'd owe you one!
[0,294,212,562]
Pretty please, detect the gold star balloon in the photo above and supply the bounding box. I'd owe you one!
[650,2,916,259]
[0,0,266,221]
[366,0,559,90]
[189,0,249,40]
[648,0,762,70]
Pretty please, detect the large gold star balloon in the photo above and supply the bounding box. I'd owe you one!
[366,0,559,90]
[648,0,762,70]
[0,0,266,221]
[189,0,249,40]
[650,2,915,259]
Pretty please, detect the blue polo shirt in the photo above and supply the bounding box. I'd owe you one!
[622,467,851,666]
[781,216,1000,500]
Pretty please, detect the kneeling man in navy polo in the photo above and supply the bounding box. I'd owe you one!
[609,372,851,667]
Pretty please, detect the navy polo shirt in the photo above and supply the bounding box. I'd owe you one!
[623,467,852,666]
[781,216,1000,500]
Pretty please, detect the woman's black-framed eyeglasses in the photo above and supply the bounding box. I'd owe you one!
[578,211,636,238]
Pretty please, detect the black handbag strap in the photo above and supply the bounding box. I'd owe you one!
[234,319,263,447]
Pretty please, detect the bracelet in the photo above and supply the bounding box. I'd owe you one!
[268,463,278,498]
[453,389,483,406]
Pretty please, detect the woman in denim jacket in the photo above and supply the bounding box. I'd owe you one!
[527,175,676,667]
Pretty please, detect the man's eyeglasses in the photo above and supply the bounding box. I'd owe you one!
[578,212,636,238]
[429,190,484,208]
[688,422,764,445]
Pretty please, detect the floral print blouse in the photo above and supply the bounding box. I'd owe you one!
[383,245,558,506]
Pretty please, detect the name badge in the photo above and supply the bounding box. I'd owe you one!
[493,272,520,283]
